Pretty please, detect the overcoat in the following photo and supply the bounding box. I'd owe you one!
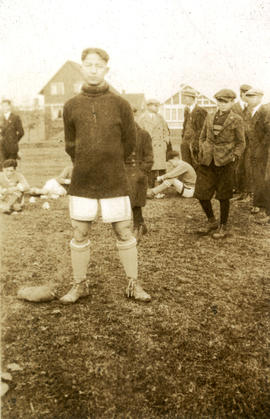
[64,83,136,199]
[198,110,245,167]
[245,104,270,209]
[137,112,170,170]
[0,113,24,159]
[126,123,153,207]
[181,105,207,166]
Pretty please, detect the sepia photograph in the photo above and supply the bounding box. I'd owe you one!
[1,0,270,417]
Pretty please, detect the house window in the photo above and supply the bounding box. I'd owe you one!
[165,109,171,120]
[178,108,184,121]
[51,105,63,120]
[74,82,83,93]
[172,109,177,120]
[51,82,65,95]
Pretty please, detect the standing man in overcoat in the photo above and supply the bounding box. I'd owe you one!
[137,99,170,188]
[244,88,270,223]
[0,99,24,168]
[181,89,207,168]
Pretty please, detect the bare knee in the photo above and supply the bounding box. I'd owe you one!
[112,220,133,242]
[71,219,91,243]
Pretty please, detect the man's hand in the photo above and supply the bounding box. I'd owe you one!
[157,175,165,182]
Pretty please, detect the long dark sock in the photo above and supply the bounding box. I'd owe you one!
[219,199,230,225]
[199,200,214,220]
[133,207,144,227]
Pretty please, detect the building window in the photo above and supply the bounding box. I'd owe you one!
[51,82,65,95]
[73,82,83,93]
[51,105,63,120]
[172,109,177,120]
[178,108,184,121]
[165,109,171,120]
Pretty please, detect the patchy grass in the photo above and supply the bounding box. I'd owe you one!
[1,144,270,418]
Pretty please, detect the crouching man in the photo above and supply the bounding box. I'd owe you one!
[147,150,196,198]
[60,47,151,304]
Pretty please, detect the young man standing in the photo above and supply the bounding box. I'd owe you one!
[194,89,245,239]
[60,48,151,304]
[244,88,270,223]
[181,89,207,168]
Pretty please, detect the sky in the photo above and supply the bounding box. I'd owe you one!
[1,0,270,105]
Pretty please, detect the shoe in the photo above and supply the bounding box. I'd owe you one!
[197,218,218,235]
[251,206,260,214]
[59,281,89,304]
[212,224,228,239]
[146,189,155,199]
[126,278,151,302]
[155,193,165,199]
[254,215,270,225]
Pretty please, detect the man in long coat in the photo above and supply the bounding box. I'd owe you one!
[126,111,153,242]
[0,100,24,168]
[181,89,207,168]
[244,88,270,223]
[137,99,170,188]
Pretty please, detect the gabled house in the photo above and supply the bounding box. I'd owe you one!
[121,93,146,116]
[160,84,216,132]
[39,60,119,140]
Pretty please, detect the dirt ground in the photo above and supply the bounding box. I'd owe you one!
[1,144,270,418]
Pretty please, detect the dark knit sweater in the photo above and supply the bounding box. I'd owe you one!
[63,83,136,199]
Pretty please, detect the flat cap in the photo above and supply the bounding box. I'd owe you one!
[146,99,160,105]
[240,84,252,93]
[214,89,237,102]
[182,88,197,98]
[245,88,264,97]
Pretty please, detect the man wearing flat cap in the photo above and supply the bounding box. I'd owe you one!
[194,88,245,239]
[231,84,252,200]
[137,99,170,189]
[244,88,270,223]
[181,88,207,168]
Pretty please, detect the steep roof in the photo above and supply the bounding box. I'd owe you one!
[39,60,120,95]
[163,84,216,105]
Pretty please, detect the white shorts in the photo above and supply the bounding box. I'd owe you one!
[168,179,195,198]
[69,195,132,223]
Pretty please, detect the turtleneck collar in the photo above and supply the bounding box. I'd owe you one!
[81,82,109,97]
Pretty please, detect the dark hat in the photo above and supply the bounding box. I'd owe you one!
[182,88,197,98]
[146,98,160,105]
[240,84,252,93]
[245,88,264,97]
[214,89,237,102]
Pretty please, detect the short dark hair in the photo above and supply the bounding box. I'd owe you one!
[2,99,11,105]
[167,150,179,160]
[3,159,17,168]
[81,48,109,63]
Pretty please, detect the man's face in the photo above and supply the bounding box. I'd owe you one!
[182,95,195,106]
[3,166,15,179]
[147,103,159,113]
[2,102,11,113]
[81,53,109,86]
[240,92,248,103]
[216,99,234,112]
[245,96,262,108]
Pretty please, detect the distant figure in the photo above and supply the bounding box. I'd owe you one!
[181,88,207,168]
[231,84,252,200]
[147,150,196,198]
[0,159,29,214]
[245,88,270,224]
[137,99,170,188]
[126,109,153,242]
[30,165,73,198]
[0,99,24,169]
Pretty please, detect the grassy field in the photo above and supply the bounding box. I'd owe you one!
[1,143,270,418]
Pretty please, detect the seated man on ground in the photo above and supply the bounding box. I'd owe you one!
[0,159,30,214]
[147,150,196,198]
[30,165,73,198]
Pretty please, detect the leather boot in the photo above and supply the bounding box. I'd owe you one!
[60,280,89,304]
[126,278,151,302]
